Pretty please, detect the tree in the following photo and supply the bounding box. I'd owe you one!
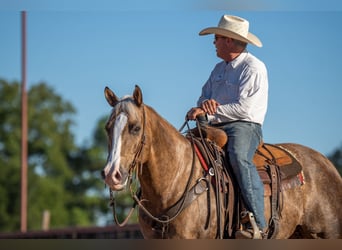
[0,79,111,231]
[0,80,22,231]
[65,116,110,226]
[328,144,342,176]
[26,82,77,229]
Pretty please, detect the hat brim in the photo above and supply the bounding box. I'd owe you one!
[199,27,262,48]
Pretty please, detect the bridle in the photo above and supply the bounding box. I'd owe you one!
[109,104,146,226]
[108,105,202,233]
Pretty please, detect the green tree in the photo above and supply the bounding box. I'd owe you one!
[0,79,110,232]
[27,82,77,229]
[0,80,22,231]
[328,144,342,176]
[65,116,110,226]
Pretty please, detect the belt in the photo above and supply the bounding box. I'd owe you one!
[209,120,261,128]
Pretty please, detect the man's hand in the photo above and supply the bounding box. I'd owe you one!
[201,99,220,115]
[186,107,205,120]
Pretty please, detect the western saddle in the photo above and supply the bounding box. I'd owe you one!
[187,125,305,239]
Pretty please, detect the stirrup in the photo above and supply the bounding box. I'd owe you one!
[247,212,262,239]
[237,211,262,239]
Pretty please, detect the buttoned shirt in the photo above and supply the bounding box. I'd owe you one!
[197,50,268,125]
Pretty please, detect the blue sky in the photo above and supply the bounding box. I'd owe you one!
[1,1,342,156]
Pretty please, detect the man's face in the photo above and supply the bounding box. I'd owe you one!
[213,35,229,60]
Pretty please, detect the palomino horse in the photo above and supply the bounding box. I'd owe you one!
[102,85,342,239]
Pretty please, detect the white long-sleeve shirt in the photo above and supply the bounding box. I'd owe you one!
[197,51,268,125]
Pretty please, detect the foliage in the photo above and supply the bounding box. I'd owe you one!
[328,144,342,176]
[0,79,118,232]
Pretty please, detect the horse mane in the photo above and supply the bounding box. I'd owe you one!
[144,105,182,136]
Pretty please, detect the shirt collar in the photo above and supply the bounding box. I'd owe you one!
[227,50,248,69]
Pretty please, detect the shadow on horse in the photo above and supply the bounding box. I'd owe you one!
[102,85,342,239]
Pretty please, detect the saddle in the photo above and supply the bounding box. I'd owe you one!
[188,125,305,238]
[255,143,304,195]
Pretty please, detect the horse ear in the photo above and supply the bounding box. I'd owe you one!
[133,85,143,107]
[104,86,119,107]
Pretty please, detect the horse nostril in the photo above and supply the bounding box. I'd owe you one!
[101,170,106,179]
[114,171,122,181]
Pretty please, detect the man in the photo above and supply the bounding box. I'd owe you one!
[187,14,268,239]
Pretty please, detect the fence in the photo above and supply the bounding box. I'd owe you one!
[0,224,143,239]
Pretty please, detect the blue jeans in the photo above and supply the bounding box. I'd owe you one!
[221,121,266,230]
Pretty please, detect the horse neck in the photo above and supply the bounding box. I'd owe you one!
[139,106,198,208]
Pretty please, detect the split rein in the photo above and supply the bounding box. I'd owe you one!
[108,111,200,228]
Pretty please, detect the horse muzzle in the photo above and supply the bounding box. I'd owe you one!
[101,164,128,191]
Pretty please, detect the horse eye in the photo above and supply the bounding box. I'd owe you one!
[129,124,141,135]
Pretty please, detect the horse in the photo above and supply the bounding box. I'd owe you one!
[102,85,342,239]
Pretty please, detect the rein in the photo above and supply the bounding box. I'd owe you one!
[109,109,201,231]
[109,112,229,238]
[132,119,199,225]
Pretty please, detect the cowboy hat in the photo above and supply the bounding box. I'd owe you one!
[199,15,262,47]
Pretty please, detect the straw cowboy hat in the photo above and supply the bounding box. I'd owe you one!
[199,15,262,47]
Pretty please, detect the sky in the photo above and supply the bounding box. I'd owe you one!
[1,1,342,156]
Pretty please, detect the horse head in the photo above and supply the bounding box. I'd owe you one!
[102,85,145,191]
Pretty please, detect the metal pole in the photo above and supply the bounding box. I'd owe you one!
[20,10,28,233]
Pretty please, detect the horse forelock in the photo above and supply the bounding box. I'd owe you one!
[106,96,140,130]
[105,96,143,160]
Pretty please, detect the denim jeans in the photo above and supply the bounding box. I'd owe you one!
[221,121,267,230]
